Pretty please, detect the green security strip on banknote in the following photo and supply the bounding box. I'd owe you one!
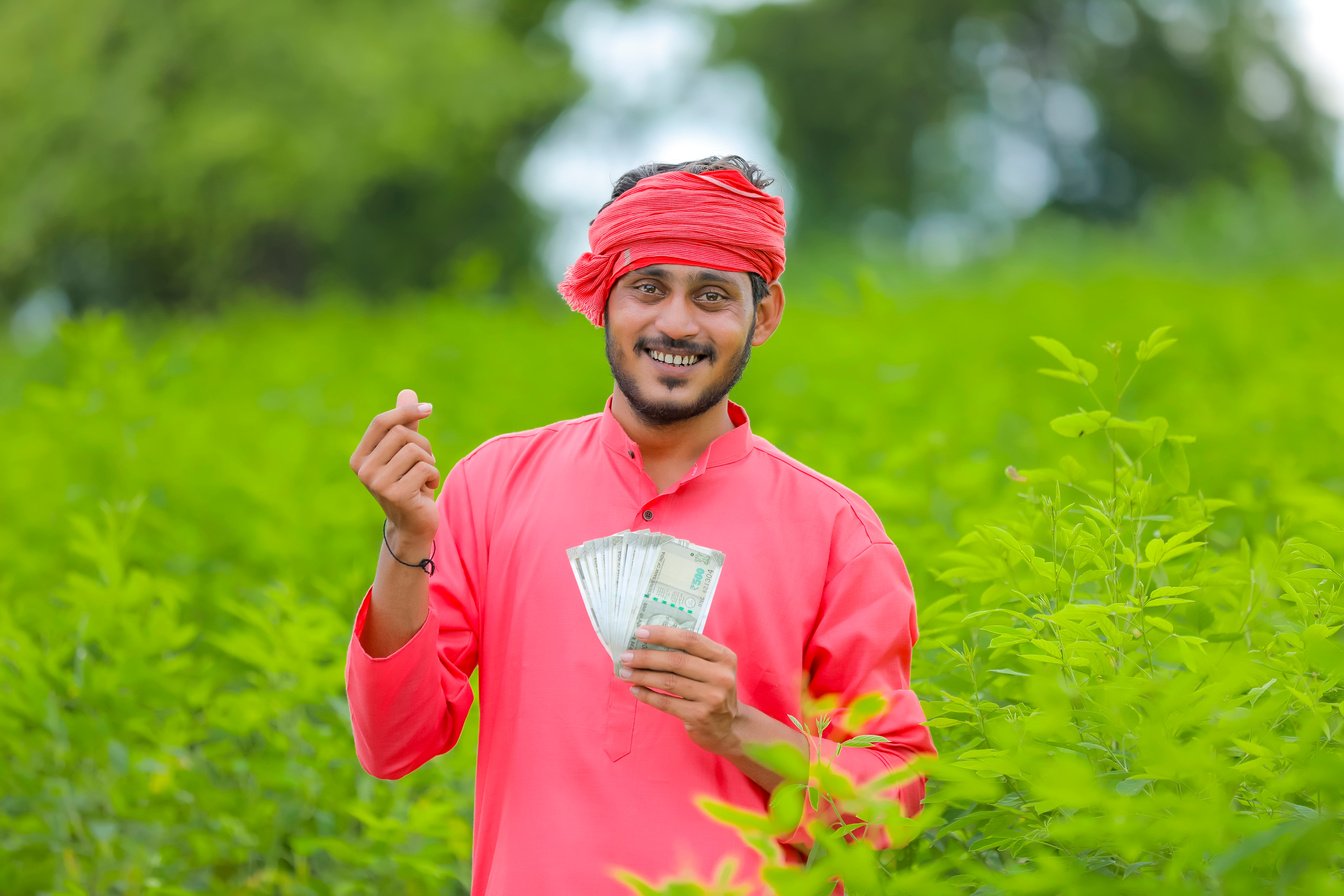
[565,530,725,674]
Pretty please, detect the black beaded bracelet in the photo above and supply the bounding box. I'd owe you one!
[382,519,436,576]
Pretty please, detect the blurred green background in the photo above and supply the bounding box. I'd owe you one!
[2,0,1341,892]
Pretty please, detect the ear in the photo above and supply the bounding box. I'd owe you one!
[749,280,786,347]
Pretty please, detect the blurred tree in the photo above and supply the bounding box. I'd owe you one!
[0,0,580,311]
[718,0,1337,237]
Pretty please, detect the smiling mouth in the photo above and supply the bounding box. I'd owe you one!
[645,348,706,368]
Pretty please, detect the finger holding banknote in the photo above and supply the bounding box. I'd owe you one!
[623,625,741,755]
[625,625,810,794]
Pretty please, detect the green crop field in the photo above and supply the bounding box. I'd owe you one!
[2,188,1341,894]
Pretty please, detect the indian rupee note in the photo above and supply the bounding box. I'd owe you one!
[620,540,725,670]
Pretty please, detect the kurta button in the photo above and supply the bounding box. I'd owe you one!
[628,450,635,458]
[643,510,653,521]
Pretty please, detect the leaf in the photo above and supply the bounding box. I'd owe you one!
[1151,585,1200,598]
[842,692,889,732]
[1031,336,1097,383]
[767,785,806,835]
[1144,339,1177,361]
[1116,777,1151,795]
[1080,504,1117,531]
[1232,738,1273,759]
[1105,416,1148,432]
[1136,325,1175,361]
[1037,368,1088,384]
[1164,522,1212,549]
[1158,439,1190,491]
[1209,818,1321,876]
[1246,679,1277,705]
[1286,540,1338,569]
[697,797,775,834]
[1161,541,1205,563]
[743,742,809,782]
[1144,537,1205,566]
[840,734,889,748]
[812,762,858,800]
[1031,335,1080,369]
[1050,410,1111,437]
[923,717,965,729]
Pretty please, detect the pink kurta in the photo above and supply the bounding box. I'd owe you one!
[345,399,935,894]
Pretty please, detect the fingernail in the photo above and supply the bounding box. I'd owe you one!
[418,403,432,413]
[619,667,632,679]
[635,627,649,639]
[620,651,634,663]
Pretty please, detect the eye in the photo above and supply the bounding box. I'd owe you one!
[634,282,660,295]
[698,291,728,304]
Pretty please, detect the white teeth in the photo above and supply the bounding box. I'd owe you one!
[650,350,701,367]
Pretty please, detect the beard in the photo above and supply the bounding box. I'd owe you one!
[605,314,756,427]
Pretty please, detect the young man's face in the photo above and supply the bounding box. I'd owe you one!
[604,264,781,426]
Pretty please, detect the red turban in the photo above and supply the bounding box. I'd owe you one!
[557,168,787,327]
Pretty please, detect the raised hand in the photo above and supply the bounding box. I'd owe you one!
[349,388,440,549]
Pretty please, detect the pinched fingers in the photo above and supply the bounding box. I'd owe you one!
[370,441,438,498]
[356,424,435,480]
[349,402,433,472]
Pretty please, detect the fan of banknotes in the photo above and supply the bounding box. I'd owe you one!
[566,530,726,673]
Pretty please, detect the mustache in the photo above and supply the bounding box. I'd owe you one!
[635,337,715,359]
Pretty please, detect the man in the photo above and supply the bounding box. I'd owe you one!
[345,156,935,894]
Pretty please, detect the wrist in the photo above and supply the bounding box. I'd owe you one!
[383,520,435,569]
[724,703,764,761]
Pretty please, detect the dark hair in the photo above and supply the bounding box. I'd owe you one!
[601,155,774,306]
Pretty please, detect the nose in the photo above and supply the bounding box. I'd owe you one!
[654,290,698,340]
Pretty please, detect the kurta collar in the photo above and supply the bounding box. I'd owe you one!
[599,395,754,469]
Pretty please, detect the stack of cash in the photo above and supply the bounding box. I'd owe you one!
[566,530,726,673]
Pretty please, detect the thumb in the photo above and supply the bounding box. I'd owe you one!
[397,388,428,432]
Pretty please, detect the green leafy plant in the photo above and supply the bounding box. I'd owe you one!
[2,204,1340,893]
[627,329,1344,894]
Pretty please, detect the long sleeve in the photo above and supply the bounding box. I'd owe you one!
[800,539,936,819]
[344,459,485,779]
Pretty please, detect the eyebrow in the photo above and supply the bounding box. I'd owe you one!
[632,266,739,288]
[691,270,735,287]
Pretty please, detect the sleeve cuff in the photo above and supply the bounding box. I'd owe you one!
[345,586,441,699]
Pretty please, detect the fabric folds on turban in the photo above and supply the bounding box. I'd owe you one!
[557,168,787,327]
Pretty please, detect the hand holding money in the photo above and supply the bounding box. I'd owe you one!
[566,530,726,674]
[622,625,744,756]
[566,531,807,777]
